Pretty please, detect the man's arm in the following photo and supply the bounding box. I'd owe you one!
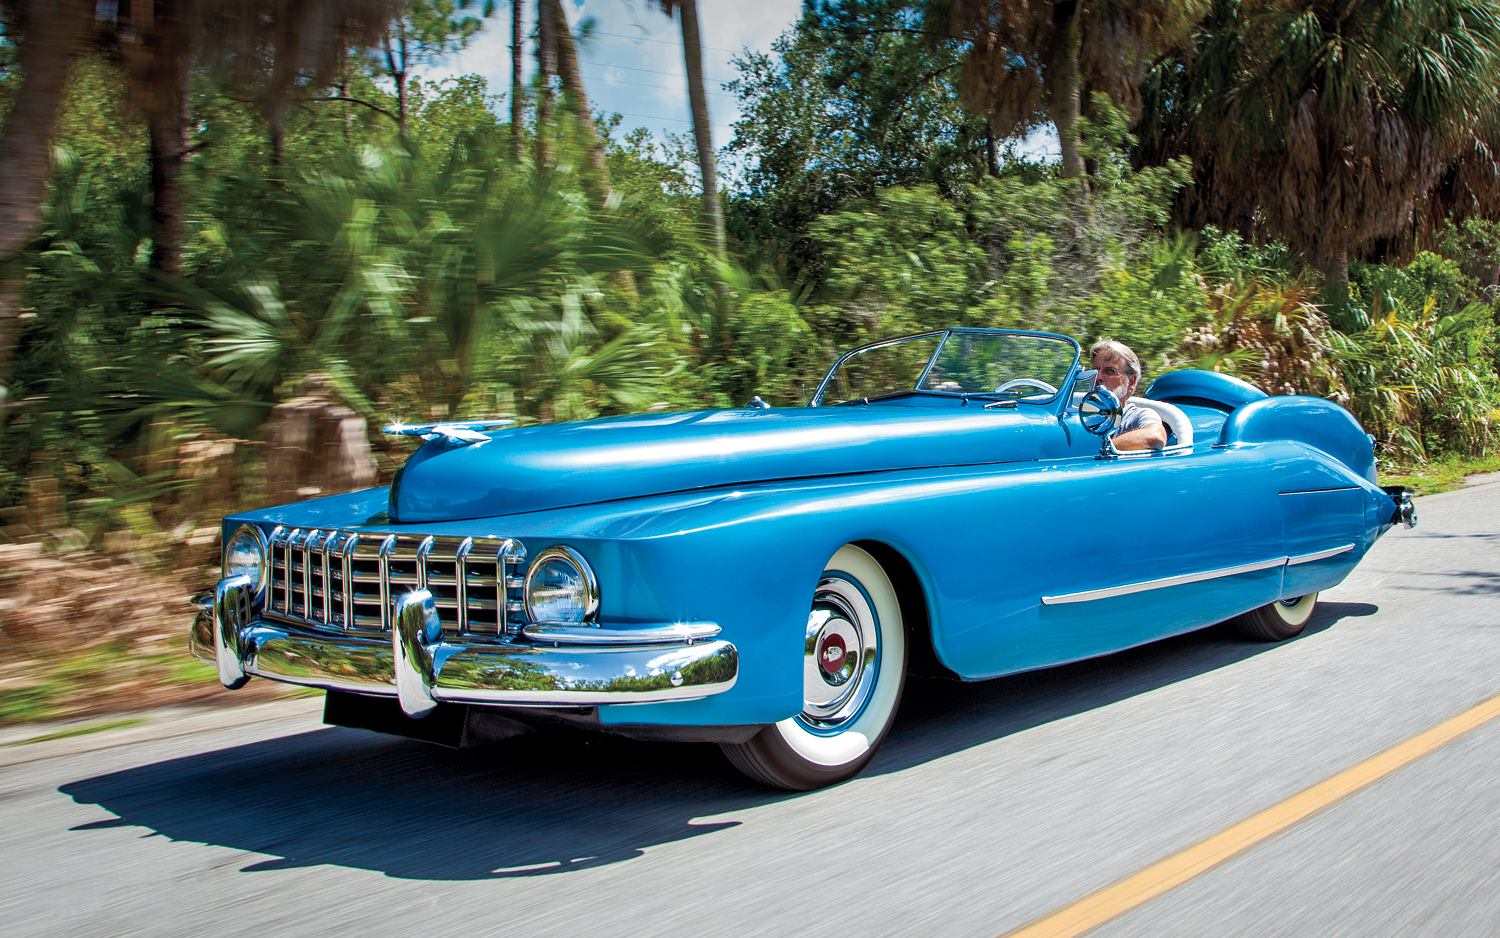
[1113,406,1168,451]
[1113,424,1168,451]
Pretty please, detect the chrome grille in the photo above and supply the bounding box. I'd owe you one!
[266,526,528,637]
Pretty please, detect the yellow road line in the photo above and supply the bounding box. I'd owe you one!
[1007,693,1500,938]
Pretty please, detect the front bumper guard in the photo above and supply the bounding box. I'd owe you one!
[194,578,738,717]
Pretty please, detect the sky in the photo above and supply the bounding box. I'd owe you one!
[425,0,802,160]
[423,0,1059,176]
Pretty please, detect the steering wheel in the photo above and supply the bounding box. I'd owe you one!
[993,377,1058,396]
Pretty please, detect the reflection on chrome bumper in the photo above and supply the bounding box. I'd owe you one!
[191,580,738,716]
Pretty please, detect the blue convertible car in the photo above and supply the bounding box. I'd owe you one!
[191,328,1415,789]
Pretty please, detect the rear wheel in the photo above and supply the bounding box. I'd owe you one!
[721,545,907,790]
[1234,592,1318,642]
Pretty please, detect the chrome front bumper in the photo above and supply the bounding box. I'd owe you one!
[192,576,738,716]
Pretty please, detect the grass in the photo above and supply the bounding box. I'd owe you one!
[0,684,67,724]
[1380,453,1500,495]
[3,717,146,748]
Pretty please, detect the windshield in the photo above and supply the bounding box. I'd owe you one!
[812,329,1078,406]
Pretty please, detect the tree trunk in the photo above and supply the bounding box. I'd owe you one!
[546,0,635,295]
[148,14,192,278]
[382,27,409,138]
[546,0,612,204]
[0,0,94,380]
[1319,246,1355,327]
[677,0,724,257]
[1047,3,1087,184]
[511,0,525,162]
[268,110,285,168]
[985,118,999,176]
[534,0,556,170]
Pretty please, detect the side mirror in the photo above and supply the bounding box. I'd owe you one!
[1079,384,1121,437]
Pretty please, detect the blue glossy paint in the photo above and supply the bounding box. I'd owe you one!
[1146,369,1269,410]
[225,356,1403,731]
[1220,395,1378,482]
[392,404,1072,523]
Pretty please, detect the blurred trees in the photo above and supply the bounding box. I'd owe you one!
[652,1,725,256]
[0,0,402,378]
[0,0,1497,552]
[374,0,493,135]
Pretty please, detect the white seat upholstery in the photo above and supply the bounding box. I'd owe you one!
[1129,397,1194,447]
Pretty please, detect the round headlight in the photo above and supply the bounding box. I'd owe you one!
[223,524,268,597]
[524,546,599,624]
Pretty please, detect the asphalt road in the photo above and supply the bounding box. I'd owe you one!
[3,478,1498,937]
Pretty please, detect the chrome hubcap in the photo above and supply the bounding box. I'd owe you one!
[802,576,879,729]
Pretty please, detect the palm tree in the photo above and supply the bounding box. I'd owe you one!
[1140,0,1500,316]
[510,0,525,161]
[651,1,725,256]
[943,0,1205,182]
[543,0,638,294]
[0,0,403,383]
[0,0,95,382]
[543,0,615,208]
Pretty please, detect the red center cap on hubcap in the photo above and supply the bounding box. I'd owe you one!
[819,634,847,674]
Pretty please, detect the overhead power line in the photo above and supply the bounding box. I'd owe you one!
[578,51,737,86]
[580,28,742,56]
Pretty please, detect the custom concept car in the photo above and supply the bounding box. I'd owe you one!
[191,328,1415,789]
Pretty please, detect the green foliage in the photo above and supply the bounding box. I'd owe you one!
[809,185,986,340]
[808,98,1203,368]
[724,0,991,283]
[1329,298,1498,458]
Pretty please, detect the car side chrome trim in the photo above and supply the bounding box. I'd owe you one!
[1041,556,1288,606]
[522,622,722,646]
[1286,543,1355,565]
[1042,543,1359,606]
[1278,487,1361,496]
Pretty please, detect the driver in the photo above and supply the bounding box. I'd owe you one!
[1090,340,1167,451]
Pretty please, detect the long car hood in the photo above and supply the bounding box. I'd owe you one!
[392,406,1061,523]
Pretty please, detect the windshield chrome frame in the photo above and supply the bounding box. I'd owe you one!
[808,327,1082,414]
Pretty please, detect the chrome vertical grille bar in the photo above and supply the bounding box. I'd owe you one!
[454,537,473,633]
[341,534,359,630]
[284,529,302,613]
[414,535,434,591]
[302,530,321,617]
[320,533,334,624]
[377,534,397,631]
[266,526,287,612]
[500,538,527,634]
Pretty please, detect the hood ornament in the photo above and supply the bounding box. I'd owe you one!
[382,419,515,448]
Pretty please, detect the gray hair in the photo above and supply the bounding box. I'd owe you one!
[1089,339,1141,380]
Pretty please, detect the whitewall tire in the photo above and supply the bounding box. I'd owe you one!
[1234,592,1319,642]
[721,544,908,790]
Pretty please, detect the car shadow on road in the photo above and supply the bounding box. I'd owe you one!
[59,601,1375,882]
[869,600,1377,776]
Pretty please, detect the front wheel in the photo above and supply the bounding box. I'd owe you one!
[721,545,908,790]
[1233,592,1318,642]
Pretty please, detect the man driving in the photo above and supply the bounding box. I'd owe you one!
[1090,339,1167,451]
